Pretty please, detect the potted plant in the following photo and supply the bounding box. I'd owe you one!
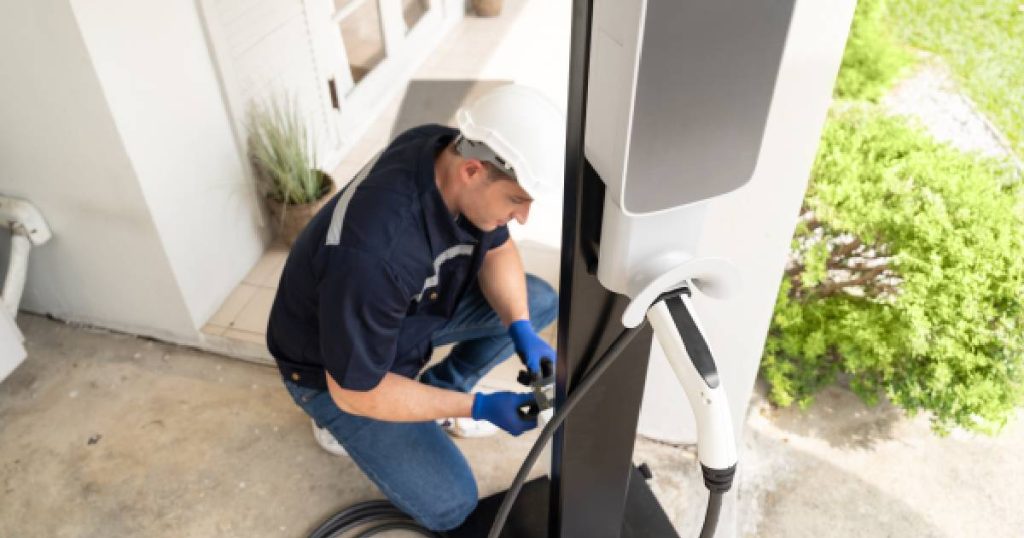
[247,96,334,246]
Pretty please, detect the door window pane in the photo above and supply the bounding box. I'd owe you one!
[402,0,429,33]
[336,0,386,84]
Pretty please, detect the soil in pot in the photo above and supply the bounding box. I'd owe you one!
[473,0,502,17]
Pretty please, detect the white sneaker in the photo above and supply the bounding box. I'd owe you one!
[437,416,500,438]
[311,419,349,457]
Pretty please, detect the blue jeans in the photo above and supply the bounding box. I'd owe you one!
[282,274,557,531]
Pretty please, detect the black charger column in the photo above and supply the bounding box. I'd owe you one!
[445,2,683,535]
[547,1,677,536]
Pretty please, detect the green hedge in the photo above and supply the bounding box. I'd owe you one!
[834,0,912,102]
[762,106,1024,435]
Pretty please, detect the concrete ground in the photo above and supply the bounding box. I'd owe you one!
[740,384,1024,537]
[2,315,1022,537]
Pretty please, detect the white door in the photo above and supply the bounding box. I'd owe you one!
[313,0,445,151]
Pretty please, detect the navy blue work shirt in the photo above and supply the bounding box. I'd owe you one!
[266,125,510,391]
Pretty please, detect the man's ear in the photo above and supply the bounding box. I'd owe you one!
[461,159,489,185]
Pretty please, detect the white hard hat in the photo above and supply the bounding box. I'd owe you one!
[455,84,566,199]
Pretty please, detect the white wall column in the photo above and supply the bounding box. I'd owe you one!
[70,0,268,333]
[0,0,266,343]
[0,0,197,340]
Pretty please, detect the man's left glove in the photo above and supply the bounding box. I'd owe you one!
[508,319,555,375]
[471,391,538,436]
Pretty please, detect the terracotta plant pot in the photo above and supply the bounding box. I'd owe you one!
[472,0,502,17]
[265,171,336,246]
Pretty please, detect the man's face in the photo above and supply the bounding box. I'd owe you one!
[459,161,533,232]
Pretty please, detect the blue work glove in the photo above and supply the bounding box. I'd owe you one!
[508,319,555,375]
[471,391,538,436]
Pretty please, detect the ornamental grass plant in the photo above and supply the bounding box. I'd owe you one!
[247,96,329,206]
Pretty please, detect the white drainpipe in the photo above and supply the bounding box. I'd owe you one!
[3,224,34,319]
[0,196,52,381]
[0,196,53,313]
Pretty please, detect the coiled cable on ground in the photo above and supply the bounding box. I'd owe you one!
[306,499,439,538]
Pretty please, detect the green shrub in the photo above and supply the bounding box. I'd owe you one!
[762,106,1024,435]
[834,0,913,101]
[247,96,327,205]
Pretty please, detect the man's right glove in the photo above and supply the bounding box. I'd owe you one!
[508,319,556,375]
[471,391,538,436]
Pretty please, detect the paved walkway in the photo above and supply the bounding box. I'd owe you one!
[3,314,1022,537]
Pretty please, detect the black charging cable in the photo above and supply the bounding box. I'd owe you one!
[485,319,648,538]
[487,286,731,538]
[306,499,438,538]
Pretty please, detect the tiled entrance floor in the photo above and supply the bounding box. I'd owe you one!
[200,243,288,345]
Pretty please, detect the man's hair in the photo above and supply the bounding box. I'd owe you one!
[447,140,514,182]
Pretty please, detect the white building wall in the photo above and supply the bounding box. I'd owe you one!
[0,0,197,340]
[68,0,267,334]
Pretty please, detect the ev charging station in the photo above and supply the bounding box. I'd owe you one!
[451,0,860,536]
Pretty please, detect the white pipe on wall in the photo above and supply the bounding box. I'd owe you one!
[2,228,31,319]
